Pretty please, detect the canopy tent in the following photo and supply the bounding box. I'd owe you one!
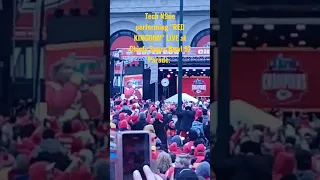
[210,100,282,133]
[165,93,198,103]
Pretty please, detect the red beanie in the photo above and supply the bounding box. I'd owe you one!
[119,113,126,120]
[119,120,130,130]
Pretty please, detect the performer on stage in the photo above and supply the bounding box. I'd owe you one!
[124,80,142,99]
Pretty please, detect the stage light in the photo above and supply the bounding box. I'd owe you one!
[170,71,173,74]
[167,74,171,78]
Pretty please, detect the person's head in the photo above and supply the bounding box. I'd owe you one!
[194,139,205,148]
[175,154,190,168]
[152,111,157,118]
[188,129,199,141]
[123,102,127,106]
[175,168,198,180]
[139,112,146,121]
[202,109,207,116]
[52,56,76,83]
[42,129,55,140]
[195,161,210,179]
[156,152,172,174]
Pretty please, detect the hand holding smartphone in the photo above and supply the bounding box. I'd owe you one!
[117,131,151,180]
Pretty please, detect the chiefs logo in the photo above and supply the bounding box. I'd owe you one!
[261,54,307,103]
[192,79,206,95]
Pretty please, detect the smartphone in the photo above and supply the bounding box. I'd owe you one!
[117,131,151,180]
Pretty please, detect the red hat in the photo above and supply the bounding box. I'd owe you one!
[194,144,205,156]
[119,113,126,120]
[169,142,182,155]
[119,120,130,130]
[195,109,203,119]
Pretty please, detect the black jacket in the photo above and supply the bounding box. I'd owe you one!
[153,119,167,147]
[131,119,148,130]
[176,110,195,132]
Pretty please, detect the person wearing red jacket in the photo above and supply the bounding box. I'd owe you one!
[45,56,101,120]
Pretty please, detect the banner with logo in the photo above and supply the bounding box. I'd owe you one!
[231,50,319,109]
[180,77,210,97]
[45,41,104,117]
[15,0,92,40]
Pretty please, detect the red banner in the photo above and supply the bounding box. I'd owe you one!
[45,41,104,118]
[15,0,92,40]
[231,49,320,109]
[181,77,210,97]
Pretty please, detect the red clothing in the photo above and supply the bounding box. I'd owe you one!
[46,81,100,118]
[169,142,183,155]
[56,133,84,153]
[16,137,35,156]
[273,152,295,180]
[183,141,194,154]
[165,167,174,179]
[152,151,160,160]
[124,87,142,99]
[167,129,176,138]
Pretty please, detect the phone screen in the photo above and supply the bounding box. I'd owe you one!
[122,133,150,180]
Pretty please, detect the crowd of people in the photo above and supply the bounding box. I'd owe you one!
[110,97,211,180]
[212,109,320,180]
[0,98,109,180]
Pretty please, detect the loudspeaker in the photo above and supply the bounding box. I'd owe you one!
[142,69,151,100]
